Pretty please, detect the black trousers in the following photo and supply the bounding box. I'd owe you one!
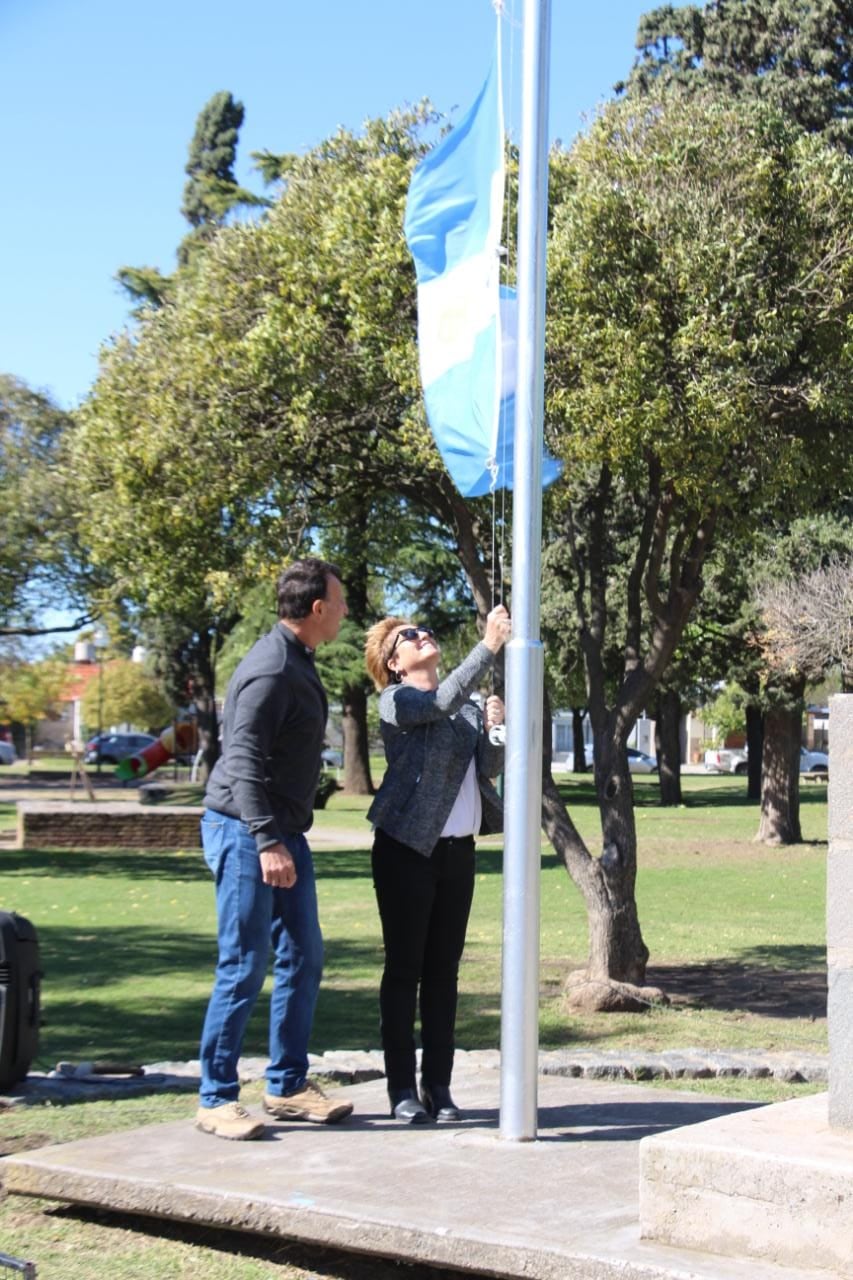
[371,828,476,1092]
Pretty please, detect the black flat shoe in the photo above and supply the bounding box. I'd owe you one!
[421,1082,461,1122]
[388,1087,430,1124]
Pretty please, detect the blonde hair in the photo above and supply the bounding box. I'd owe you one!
[365,617,410,691]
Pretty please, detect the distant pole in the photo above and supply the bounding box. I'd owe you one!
[499,0,551,1142]
[93,627,109,777]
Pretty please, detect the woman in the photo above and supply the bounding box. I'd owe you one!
[364,604,510,1124]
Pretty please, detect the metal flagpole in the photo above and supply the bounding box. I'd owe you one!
[499,0,552,1142]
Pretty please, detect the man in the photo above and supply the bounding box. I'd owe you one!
[196,558,353,1140]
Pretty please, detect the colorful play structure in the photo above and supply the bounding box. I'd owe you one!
[114,723,198,781]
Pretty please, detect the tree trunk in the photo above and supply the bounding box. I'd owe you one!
[191,635,219,784]
[745,702,763,802]
[571,707,588,772]
[756,679,804,845]
[654,689,682,806]
[541,769,666,1013]
[341,681,373,794]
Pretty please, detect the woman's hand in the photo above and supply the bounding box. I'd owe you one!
[484,695,505,731]
[483,604,511,653]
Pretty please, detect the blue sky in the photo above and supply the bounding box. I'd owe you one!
[1,0,651,411]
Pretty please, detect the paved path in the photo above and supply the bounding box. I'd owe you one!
[2,1064,833,1280]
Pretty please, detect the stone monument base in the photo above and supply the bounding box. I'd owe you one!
[640,1091,853,1276]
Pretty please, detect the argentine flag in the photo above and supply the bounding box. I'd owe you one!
[404,42,561,497]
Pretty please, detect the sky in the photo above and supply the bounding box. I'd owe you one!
[1,0,653,412]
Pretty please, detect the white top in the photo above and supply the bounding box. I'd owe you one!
[440,757,482,838]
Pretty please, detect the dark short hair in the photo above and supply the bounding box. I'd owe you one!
[277,558,342,621]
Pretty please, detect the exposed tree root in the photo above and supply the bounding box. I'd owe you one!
[563,969,670,1013]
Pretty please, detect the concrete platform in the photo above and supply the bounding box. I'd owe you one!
[2,1067,834,1280]
[640,1091,853,1277]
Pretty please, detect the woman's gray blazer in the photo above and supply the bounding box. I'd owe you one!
[366,641,505,856]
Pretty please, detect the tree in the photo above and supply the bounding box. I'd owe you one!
[539,88,853,1009]
[622,0,853,150]
[758,555,853,692]
[179,91,269,266]
[751,553,853,842]
[620,0,853,814]
[0,657,67,760]
[84,104,505,793]
[79,660,173,735]
[118,91,268,311]
[0,375,93,635]
[702,683,748,746]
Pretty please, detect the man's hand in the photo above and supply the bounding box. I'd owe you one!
[260,844,297,888]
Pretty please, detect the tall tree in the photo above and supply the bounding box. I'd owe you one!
[622,0,853,150]
[752,544,853,842]
[540,88,853,1009]
[0,375,93,635]
[0,657,67,761]
[179,91,268,266]
[117,91,267,311]
[79,660,172,735]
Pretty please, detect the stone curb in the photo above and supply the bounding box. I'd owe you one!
[0,1047,826,1108]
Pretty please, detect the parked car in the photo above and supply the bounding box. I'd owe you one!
[84,732,157,765]
[801,746,829,774]
[626,748,658,774]
[562,743,595,770]
[704,747,748,775]
[705,745,829,776]
[0,741,17,765]
[321,748,343,768]
[562,745,657,773]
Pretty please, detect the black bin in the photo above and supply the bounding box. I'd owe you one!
[0,911,41,1089]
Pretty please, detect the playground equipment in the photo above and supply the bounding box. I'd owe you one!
[114,723,197,781]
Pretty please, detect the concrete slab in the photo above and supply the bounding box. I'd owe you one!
[2,1067,832,1279]
[640,1091,853,1277]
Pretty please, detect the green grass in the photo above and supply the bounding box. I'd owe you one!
[0,774,829,1280]
[0,774,828,1068]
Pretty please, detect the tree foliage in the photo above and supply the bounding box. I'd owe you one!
[757,554,853,691]
[623,0,853,150]
[0,375,93,635]
[79,659,173,734]
[179,90,269,265]
[539,87,853,1005]
[118,91,268,311]
[0,657,67,758]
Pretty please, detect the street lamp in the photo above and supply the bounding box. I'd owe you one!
[93,628,109,776]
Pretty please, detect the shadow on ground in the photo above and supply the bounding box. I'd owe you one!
[649,945,826,1019]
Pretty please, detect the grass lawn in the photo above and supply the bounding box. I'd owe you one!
[0,773,828,1280]
[0,774,827,1067]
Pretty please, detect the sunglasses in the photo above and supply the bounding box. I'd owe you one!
[387,625,436,661]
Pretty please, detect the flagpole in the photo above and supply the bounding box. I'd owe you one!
[499,0,551,1142]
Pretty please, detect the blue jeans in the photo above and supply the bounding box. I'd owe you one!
[198,810,323,1107]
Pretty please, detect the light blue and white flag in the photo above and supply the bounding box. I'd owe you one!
[404,40,561,497]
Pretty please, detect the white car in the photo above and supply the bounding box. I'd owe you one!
[705,745,828,776]
[801,747,828,774]
[0,741,17,765]
[562,745,657,773]
[626,748,658,774]
[704,748,748,775]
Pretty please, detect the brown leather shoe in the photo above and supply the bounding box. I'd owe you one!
[263,1079,353,1124]
[195,1102,265,1140]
